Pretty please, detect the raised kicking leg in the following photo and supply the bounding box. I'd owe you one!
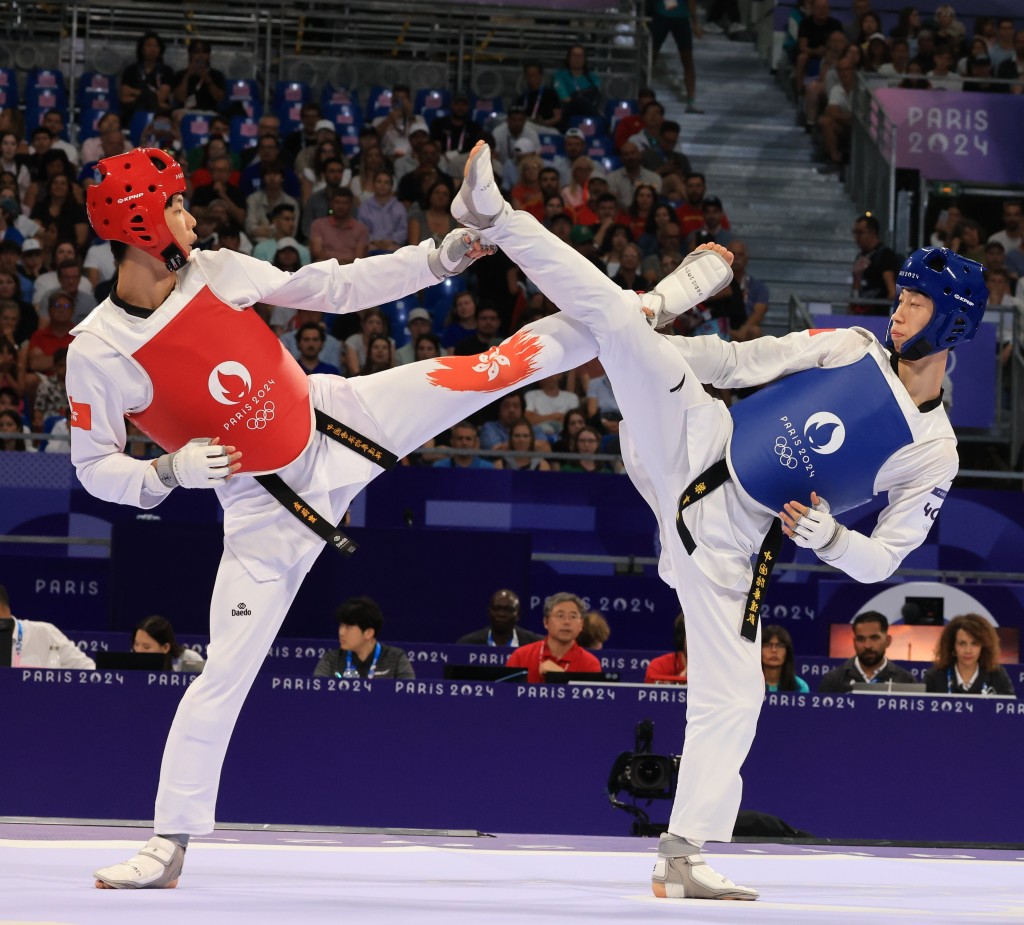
[347,312,597,459]
[452,140,733,480]
[455,141,759,901]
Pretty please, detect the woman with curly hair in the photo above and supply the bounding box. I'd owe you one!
[760,625,809,693]
[923,614,1015,695]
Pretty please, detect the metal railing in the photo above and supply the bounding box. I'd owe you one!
[1,1,648,121]
[847,73,898,247]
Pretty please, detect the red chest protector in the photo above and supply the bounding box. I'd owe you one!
[129,286,313,474]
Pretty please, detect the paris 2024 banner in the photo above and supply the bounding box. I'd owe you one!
[875,88,1024,185]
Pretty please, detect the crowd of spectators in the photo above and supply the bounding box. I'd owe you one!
[788,3,1023,173]
[0,30,775,471]
[0,19,1019,466]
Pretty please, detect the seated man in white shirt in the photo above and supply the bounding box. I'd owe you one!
[0,583,96,669]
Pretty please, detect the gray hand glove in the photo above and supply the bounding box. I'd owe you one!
[156,438,233,489]
[788,495,849,560]
[427,229,495,279]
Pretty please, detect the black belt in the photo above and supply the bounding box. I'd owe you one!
[254,410,398,557]
[675,459,783,643]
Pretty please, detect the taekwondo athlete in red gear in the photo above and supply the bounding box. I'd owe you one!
[70,149,598,889]
[450,140,989,901]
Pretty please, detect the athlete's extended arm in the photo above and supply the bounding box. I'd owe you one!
[666,325,875,390]
[198,231,493,317]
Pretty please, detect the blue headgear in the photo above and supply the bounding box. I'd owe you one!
[884,247,987,360]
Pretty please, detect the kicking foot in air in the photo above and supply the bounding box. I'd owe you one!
[451,140,510,231]
[640,243,734,329]
[651,833,758,901]
[93,836,186,889]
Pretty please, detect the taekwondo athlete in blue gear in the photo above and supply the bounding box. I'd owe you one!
[450,140,987,900]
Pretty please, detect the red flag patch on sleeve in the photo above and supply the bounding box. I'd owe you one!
[68,396,92,430]
[808,328,836,336]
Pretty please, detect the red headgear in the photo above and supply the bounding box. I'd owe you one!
[86,148,189,271]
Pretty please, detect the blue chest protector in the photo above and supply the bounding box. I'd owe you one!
[727,355,914,515]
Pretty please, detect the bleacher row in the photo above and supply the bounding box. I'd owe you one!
[0,64,645,174]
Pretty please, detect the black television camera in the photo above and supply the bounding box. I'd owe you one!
[606,719,679,835]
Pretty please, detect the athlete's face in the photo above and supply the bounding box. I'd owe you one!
[166,194,197,253]
[889,288,934,352]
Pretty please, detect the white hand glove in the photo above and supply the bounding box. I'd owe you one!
[156,438,233,489]
[788,495,849,560]
[427,229,495,279]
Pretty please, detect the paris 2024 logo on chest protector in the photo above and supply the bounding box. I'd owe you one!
[206,360,278,432]
[803,412,846,455]
[208,361,252,405]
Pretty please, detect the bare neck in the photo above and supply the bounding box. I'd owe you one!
[895,349,947,407]
[763,666,781,685]
[546,636,573,659]
[114,251,178,310]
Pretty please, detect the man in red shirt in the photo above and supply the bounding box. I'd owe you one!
[506,592,601,682]
[674,173,731,239]
[26,292,75,368]
[644,612,688,684]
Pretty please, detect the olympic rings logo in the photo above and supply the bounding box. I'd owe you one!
[246,401,276,430]
[774,436,798,469]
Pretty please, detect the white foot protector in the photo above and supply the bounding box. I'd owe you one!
[651,855,759,901]
[450,141,510,231]
[641,249,734,329]
[93,836,185,889]
[651,833,758,901]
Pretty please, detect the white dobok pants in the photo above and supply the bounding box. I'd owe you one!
[486,211,772,843]
[153,311,597,834]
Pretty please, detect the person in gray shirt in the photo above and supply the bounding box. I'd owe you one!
[313,596,414,679]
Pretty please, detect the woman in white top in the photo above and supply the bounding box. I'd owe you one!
[350,146,392,206]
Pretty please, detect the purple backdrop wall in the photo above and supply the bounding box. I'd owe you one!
[4,671,1021,843]
[2,462,1024,657]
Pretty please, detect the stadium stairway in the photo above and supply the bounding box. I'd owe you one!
[651,27,860,332]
